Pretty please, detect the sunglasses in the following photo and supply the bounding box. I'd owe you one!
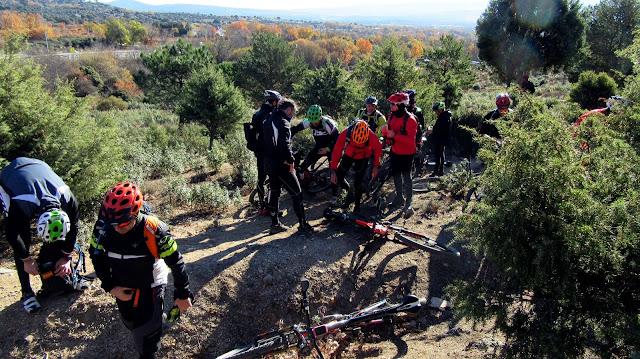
[113,218,134,227]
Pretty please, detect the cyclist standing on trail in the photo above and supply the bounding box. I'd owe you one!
[429,102,453,177]
[480,93,512,141]
[89,182,193,359]
[381,92,418,218]
[263,99,315,237]
[404,89,426,172]
[356,96,387,137]
[248,90,282,216]
[291,104,339,181]
[330,120,383,212]
[0,157,82,313]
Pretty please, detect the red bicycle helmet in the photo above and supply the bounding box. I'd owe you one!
[388,92,409,105]
[496,93,511,108]
[101,182,144,224]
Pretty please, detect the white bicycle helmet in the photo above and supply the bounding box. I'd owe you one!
[37,209,71,242]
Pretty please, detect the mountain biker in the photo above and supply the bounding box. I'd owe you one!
[381,92,418,218]
[0,157,81,313]
[249,89,282,216]
[263,99,315,237]
[429,102,453,177]
[356,96,387,137]
[480,93,512,141]
[404,89,426,172]
[330,120,383,212]
[521,74,535,94]
[356,96,387,187]
[89,182,193,359]
[291,104,339,181]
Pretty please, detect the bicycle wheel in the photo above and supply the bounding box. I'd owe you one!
[216,335,286,359]
[412,178,436,193]
[307,167,332,194]
[464,185,483,202]
[367,163,391,198]
[394,233,460,257]
[249,189,260,207]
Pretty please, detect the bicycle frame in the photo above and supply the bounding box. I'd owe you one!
[323,207,461,257]
[216,280,423,359]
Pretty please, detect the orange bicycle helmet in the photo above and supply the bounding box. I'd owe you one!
[351,120,369,145]
[388,92,409,105]
[101,182,144,224]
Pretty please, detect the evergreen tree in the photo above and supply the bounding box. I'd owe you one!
[234,32,307,101]
[139,38,215,109]
[422,34,476,109]
[176,64,247,149]
[476,0,585,85]
[292,59,362,119]
[356,38,415,113]
[586,0,640,76]
[452,98,640,357]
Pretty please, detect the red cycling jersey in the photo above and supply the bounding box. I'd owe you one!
[385,111,418,155]
[331,128,383,170]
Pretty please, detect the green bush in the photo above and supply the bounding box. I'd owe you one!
[191,181,232,211]
[161,176,192,207]
[567,71,617,110]
[206,140,227,173]
[452,100,640,357]
[96,96,129,111]
[224,133,257,187]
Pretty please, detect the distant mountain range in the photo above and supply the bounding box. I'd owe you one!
[102,0,479,28]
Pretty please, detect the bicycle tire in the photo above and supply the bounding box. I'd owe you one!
[249,189,259,207]
[367,163,391,197]
[216,335,286,359]
[307,167,332,194]
[412,178,436,193]
[395,233,460,257]
[464,186,483,202]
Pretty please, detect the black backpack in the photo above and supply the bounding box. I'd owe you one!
[244,123,259,152]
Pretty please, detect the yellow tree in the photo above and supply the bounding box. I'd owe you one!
[297,26,316,40]
[410,44,423,58]
[356,38,373,54]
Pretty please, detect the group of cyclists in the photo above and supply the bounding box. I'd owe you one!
[247,88,456,225]
[0,87,521,359]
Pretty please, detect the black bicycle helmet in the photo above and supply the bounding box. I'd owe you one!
[432,102,445,111]
[403,89,416,104]
[264,89,282,102]
[365,96,378,106]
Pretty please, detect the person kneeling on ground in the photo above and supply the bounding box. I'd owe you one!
[0,157,86,314]
[330,120,383,212]
[90,182,193,359]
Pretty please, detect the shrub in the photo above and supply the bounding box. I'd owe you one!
[96,96,128,111]
[161,176,192,207]
[206,140,227,173]
[567,71,617,110]
[191,181,232,211]
[224,133,257,186]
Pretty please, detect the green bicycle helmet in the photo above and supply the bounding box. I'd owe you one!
[307,105,323,124]
[37,209,71,243]
[432,102,445,111]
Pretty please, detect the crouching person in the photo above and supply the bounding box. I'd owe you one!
[90,182,193,359]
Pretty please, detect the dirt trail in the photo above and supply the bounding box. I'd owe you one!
[0,179,502,358]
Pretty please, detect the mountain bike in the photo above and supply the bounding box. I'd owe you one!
[249,152,332,207]
[323,201,460,258]
[215,279,424,359]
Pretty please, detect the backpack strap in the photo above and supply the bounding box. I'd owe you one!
[143,215,160,259]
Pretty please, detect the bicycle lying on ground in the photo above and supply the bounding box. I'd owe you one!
[216,279,424,359]
[323,201,461,258]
